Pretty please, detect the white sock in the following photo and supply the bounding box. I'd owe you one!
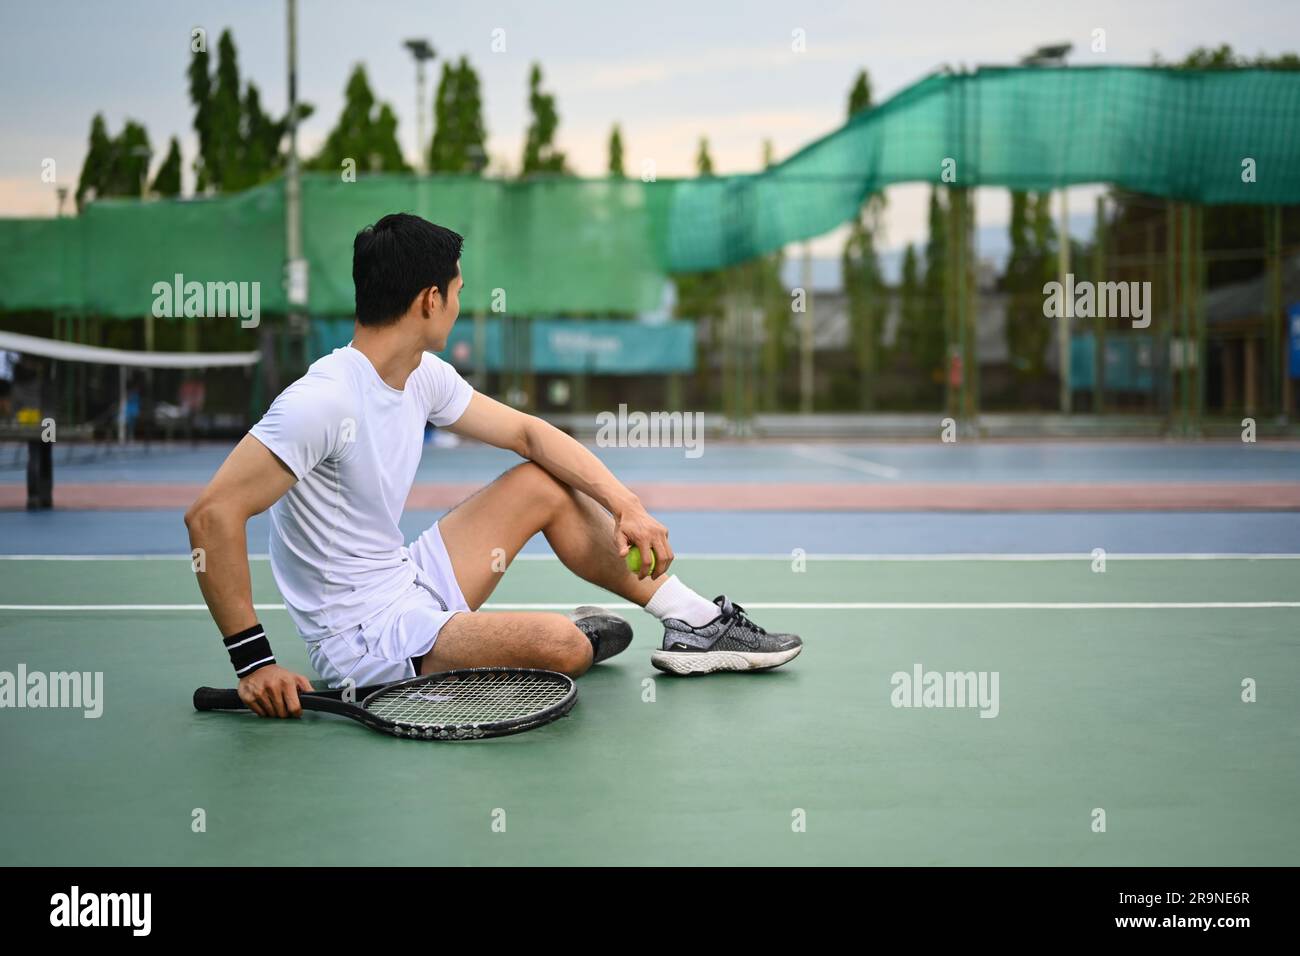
[644,575,720,628]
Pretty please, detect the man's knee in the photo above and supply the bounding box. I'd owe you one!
[540,616,592,678]
[502,462,571,517]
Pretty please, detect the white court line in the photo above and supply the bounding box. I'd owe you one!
[790,444,902,479]
[675,553,1300,561]
[0,554,274,561]
[2,601,1297,612]
[474,601,1300,610]
[2,553,1298,562]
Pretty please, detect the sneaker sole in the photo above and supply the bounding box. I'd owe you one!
[649,644,802,675]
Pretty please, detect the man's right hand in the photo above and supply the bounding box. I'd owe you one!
[238,664,314,718]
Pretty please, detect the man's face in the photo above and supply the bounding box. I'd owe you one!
[425,261,463,351]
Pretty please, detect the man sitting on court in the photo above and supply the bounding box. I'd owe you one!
[185,213,802,717]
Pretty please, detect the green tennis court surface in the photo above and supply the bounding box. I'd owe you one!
[2,556,1297,866]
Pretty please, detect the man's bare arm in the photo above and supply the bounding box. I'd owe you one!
[447,392,673,578]
[185,435,312,716]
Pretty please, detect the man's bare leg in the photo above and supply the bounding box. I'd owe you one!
[419,462,664,675]
[420,610,592,677]
[439,461,664,610]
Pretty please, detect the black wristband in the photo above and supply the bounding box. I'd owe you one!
[223,623,276,677]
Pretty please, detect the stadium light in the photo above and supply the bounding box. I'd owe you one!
[404,39,436,172]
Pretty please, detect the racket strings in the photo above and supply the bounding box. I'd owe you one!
[367,672,570,727]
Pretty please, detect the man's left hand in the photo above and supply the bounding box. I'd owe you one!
[615,503,673,580]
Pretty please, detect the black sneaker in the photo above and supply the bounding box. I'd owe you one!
[651,596,802,675]
[568,606,634,664]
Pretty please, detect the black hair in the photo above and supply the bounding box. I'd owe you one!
[352,213,463,326]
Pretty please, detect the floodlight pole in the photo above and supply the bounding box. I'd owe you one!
[286,0,301,267]
[283,0,307,387]
[405,40,436,172]
[416,59,427,172]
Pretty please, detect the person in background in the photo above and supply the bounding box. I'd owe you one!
[0,349,18,419]
[124,375,142,442]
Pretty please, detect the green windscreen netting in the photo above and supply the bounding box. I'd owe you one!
[2,66,1297,318]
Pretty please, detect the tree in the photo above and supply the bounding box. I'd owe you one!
[1002,191,1043,380]
[899,244,923,358]
[673,137,727,408]
[842,217,887,407]
[109,120,150,197]
[847,71,871,118]
[841,69,888,408]
[1030,192,1057,274]
[187,42,213,192]
[309,64,409,173]
[76,114,114,208]
[608,124,625,177]
[903,187,948,382]
[75,115,152,208]
[1000,190,1058,390]
[1154,43,1300,71]
[694,137,714,176]
[373,105,405,170]
[206,29,244,189]
[521,63,565,174]
[241,83,282,183]
[151,137,183,196]
[429,57,487,174]
[753,140,791,410]
[187,28,308,192]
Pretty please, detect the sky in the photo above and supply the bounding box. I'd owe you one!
[1,0,1295,268]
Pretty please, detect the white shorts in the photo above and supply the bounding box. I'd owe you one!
[306,522,470,688]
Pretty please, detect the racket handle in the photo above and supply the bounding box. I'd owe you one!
[192,686,359,713]
[193,686,247,711]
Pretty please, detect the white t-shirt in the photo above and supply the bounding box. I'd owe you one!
[249,345,473,640]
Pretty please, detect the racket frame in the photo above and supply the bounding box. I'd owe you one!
[193,667,576,740]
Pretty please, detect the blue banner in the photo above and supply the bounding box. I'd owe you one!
[1070,333,1156,393]
[311,316,695,375]
[529,319,694,373]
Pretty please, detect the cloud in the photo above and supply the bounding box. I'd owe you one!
[560,41,867,93]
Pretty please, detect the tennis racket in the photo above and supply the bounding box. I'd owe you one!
[193,667,576,740]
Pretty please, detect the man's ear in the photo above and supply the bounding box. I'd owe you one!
[419,286,438,317]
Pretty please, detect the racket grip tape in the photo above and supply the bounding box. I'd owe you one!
[193,686,248,711]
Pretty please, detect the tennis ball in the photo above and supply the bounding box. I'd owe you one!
[625,546,655,574]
